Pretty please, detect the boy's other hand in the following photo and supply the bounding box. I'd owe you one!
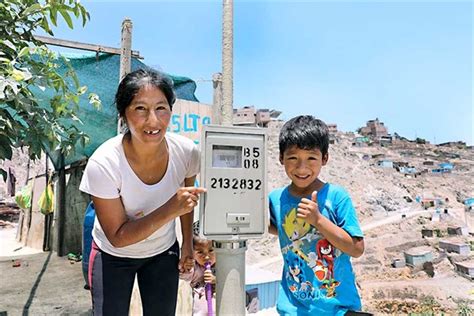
[297,190,321,227]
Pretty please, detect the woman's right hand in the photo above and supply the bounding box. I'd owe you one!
[173,186,206,216]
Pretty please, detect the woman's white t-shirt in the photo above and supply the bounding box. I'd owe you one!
[79,132,200,258]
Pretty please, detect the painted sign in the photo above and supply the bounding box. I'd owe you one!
[167,99,212,144]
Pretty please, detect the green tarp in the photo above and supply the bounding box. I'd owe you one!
[34,53,199,170]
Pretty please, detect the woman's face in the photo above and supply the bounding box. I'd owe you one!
[124,85,171,146]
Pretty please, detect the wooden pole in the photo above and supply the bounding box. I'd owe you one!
[118,18,133,134]
[34,35,142,59]
[56,154,66,256]
[43,157,52,251]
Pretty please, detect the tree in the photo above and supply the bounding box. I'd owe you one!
[0,0,100,180]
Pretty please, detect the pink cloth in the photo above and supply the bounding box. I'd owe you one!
[180,263,216,315]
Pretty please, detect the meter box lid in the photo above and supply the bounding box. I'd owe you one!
[199,125,267,240]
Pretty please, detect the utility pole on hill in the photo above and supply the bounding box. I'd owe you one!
[118,18,132,134]
[213,1,247,315]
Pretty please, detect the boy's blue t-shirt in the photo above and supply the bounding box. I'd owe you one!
[269,183,364,316]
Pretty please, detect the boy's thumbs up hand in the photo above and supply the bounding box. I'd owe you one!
[297,190,321,227]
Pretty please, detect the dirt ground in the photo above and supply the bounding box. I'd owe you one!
[0,224,278,316]
[0,247,91,315]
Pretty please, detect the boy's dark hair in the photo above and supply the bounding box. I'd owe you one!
[279,115,329,158]
[115,68,176,118]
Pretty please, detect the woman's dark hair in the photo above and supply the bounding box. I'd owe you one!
[279,115,329,158]
[115,68,176,117]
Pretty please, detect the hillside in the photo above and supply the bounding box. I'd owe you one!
[1,122,472,314]
[248,121,473,314]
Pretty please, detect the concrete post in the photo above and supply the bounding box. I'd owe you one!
[212,72,223,126]
[221,0,233,126]
[119,18,132,82]
[214,2,248,315]
[214,241,247,315]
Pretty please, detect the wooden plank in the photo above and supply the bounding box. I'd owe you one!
[34,35,143,59]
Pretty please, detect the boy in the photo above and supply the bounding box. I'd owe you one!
[269,115,366,316]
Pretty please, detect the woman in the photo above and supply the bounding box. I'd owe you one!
[80,68,205,315]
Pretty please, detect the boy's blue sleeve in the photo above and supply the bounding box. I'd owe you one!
[334,188,364,238]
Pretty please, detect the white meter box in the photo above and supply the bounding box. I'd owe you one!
[199,125,267,240]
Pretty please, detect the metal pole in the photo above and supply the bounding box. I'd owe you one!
[215,1,247,315]
[118,18,133,134]
[212,72,223,125]
[221,0,233,126]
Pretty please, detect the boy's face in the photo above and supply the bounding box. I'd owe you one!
[194,240,216,267]
[280,146,328,192]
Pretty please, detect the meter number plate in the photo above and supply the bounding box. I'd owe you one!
[209,177,262,190]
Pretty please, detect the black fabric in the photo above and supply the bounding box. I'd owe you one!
[90,240,180,316]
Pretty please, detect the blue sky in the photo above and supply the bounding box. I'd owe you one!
[45,0,472,144]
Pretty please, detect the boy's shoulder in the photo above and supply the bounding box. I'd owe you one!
[269,185,288,199]
[324,183,351,199]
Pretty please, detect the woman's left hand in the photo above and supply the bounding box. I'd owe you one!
[179,244,194,273]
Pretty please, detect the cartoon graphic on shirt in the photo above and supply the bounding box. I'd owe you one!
[312,259,328,282]
[286,251,306,285]
[281,207,341,299]
[320,280,340,298]
[316,239,335,280]
[282,208,311,241]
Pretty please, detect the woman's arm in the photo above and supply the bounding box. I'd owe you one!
[179,176,197,272]
[92,185,205,248]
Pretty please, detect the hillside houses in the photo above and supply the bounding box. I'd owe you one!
[232,106,281,127]
[359,118,388,138]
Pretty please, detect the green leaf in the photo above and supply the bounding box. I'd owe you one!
[88,93,102,109]
[59,9,73,29]
[23,3,42,16]
[1,40,16,51]
[49,7,58,27]
[72,4,80,18]
[18,46,30,58]
[0,135,13,160]
[79,5,88,27]
[11,69,25,81]
[77,86,87,95]
[40,17,54,36]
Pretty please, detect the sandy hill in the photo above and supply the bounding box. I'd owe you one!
[1,123,472,314]
[248,122,473,314]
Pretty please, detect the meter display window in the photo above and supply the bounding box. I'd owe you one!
[212,145,242,168]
